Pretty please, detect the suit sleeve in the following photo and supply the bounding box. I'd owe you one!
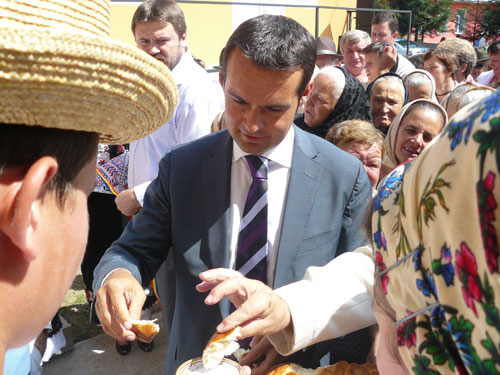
[268,246,376,355]
[93,153,174,290]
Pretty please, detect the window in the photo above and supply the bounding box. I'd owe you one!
[456,9,467,34]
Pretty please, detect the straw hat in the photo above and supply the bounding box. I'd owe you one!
[0,0,178,144]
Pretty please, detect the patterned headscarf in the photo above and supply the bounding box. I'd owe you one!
[382,99,448,171]
[295,67,372,139]
[372,89,500,374]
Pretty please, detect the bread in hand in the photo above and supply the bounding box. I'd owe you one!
[202,326,241,369]
[130,319,160,344]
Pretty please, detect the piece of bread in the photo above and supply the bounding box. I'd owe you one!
[130,319,160,344]
[264,362,378,375]
[233,348,250,363]
[202,326,241,369]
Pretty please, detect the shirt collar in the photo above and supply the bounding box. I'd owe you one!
[171,47,192,83]
[233,126,295,168]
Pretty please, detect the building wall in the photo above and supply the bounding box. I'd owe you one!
[110,0,357,67]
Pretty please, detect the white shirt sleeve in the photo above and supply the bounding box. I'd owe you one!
[268,246,376,355]
[133,181,151,207]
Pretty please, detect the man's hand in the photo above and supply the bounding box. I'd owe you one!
[95,269,146,342]
[240,336,285,375]
[196,269,292,338]
[377,45,398,75]
[115,188,141,216]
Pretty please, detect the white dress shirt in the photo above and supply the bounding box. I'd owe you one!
[128,49,225,205]
[478,69,496,87]
[229,126,295,287]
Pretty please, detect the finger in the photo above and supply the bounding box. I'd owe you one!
[208,278,249,307]
[217,297,261,334]
[127,288,146,322]
[195,280,222,293]
[239,340,268,366]
[199,268,242,282]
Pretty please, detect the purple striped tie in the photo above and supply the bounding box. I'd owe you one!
[236,155,268,284]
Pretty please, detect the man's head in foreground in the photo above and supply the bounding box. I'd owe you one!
[220,14,316,155]
[0,0,177,363]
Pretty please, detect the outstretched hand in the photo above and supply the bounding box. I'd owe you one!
[196,269,292,339]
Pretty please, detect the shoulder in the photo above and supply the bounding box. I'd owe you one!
[169,130,231,160]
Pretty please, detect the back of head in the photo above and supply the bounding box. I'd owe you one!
[441,82,478,113]
[363,42,387,57]
[131,0,186,37]
[403,70,436,100]
[222,14,316,96]
[488,40,500,55]
[456,87,495,113]
[326,120,385,155]
[371,12,398,33]
[340,30,371,54]
[437,38,476,77]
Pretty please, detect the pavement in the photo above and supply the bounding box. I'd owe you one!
[43,312,168,375]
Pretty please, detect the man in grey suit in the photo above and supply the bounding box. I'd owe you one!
[94,14,371,375]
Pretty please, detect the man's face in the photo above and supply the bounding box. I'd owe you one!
[371,22,397,46]
[364,52,379,83]
[343,40,367,76]
[134,20,186,71]
[224,48,303,154]
[304,73,338,127]
[489,52,500,76]
[370,80,404,129]
[316,54,341,68]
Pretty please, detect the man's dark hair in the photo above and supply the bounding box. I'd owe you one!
[363,42,388,57]
[131,0,186,38]
[0,124,98,205]
[222,15,316,97]
[488,41,500,55]
[372,12,398,34]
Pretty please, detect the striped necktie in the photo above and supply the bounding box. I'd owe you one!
[236,155,268,284]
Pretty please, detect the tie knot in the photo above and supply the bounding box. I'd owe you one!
[245,155,267,180]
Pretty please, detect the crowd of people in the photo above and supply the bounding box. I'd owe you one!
[1,1,499,375]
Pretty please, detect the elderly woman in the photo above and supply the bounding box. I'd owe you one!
[296,66,372,138]
[326,120,385,189]
[366,72,409,134]
[372,87,500,375]
[380,99,448,180]
[339,30,371,86]
[403,69,437,102]
[442,82,496,118]
[423,48,459,103]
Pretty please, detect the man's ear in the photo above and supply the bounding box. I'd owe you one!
[180,32,187,47]
[393,31,398,40]
[1,156,58,262]
[299,80,314,107]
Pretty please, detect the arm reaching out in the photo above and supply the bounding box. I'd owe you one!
[197,269,292,338]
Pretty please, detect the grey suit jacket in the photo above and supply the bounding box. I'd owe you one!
[94,126,371,374]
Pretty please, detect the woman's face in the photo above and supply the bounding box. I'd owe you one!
[395,106,443,164]
[340,142,382,189]
[424,56,452,86]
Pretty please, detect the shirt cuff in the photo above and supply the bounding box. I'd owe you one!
[133,181,151,207]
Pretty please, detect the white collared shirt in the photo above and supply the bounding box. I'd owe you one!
[229,126,295,287]
[128,49,225,204]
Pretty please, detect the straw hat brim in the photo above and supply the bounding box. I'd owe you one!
[0,27,178,144]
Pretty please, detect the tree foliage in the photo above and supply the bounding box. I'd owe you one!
[461,1,500,41]
[377,0,453,40]
[482,1,500,37]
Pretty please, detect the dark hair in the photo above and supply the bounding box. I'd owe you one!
[423,48,460,79]
[372,12,398,34]
[404,101,446,129]
[0,124,98,205]
[488,40,500,55]
[222,15,316,97]
[363,42,388,57]
[131,0,186,38]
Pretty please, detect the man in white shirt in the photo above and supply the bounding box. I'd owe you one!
[115,0,224,216]
[371,12,415,78]
[478,41,500,87]
[93,14,372,374]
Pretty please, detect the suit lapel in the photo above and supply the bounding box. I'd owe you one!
[273,127,324,288]
[200,131,233,272]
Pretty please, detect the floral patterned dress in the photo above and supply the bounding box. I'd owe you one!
[373,89,500,374]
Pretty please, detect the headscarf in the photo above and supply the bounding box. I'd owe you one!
[372,88,500,375]
[440,81,479,112]
[366,72,410,107]
[295,67,372,138]
[403,69,437,102]
[382,99,448,171]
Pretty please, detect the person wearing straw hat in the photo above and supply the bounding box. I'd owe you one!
[0,0,177,372]
[94,14,372,375]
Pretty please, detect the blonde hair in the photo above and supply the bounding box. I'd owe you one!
[326,120,386,156]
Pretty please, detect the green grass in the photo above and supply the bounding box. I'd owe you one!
[59,272,103,343]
